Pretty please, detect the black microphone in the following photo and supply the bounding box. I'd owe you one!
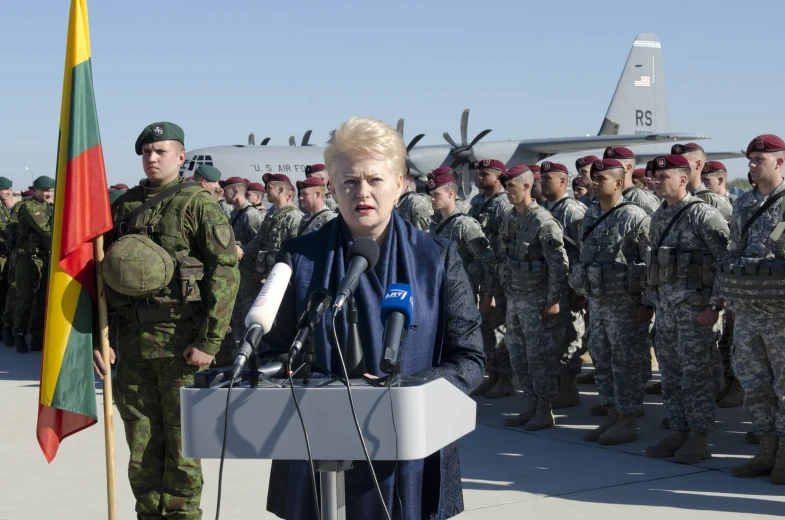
[332,237,380,316]
[289,290,332,360]
[231,324,266,380]
[379,284,413,374]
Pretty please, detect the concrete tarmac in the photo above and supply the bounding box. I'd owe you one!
[1,345,782,519]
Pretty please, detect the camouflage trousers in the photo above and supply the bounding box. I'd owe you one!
[2,250,18,326]
[114,354,203,519]
[13,254,46,336]
[731,304,785,437]
[588,294,649,416]
[656,300,720,434]
[560,306,585,376]
[718,311,734,379]
[506,290,574,400]
[480,294,512,376]
[217,269,260,366]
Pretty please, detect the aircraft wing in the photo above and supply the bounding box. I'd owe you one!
[513,132,707,155]
[634,151,746,165]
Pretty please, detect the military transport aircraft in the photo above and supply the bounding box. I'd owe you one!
[179,33,742,199]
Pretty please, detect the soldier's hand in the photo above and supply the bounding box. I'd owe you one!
[236,245,244,260]
[542,302,559,319]
[697,307,720,326]
[635,305,654,324]
[184,345,214,368]
[479,296,495,315]
[92,348,115,380]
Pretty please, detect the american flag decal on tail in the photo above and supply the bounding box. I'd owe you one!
[634,75,651,87]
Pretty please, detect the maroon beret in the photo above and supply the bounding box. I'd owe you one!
[431,166,456,178]
[28,185,34,190]
[478,158,507,174]
[305,164,326,176]
[632,168,646,179]
[702,161,727,174]
[576,155,600,169]
[405,176,415,183]
[527,165,541,174]
[21,190,34,197]
[590,158,625,176]
[426,175,458,192]
[645,160,655,176]
[219,176,249,188]
[671,142,704,155]
[541,161,569,175]
[110,183,129,190]
[248,182,265,192]
[262,173,292,186]
[746,134,785,158]
[604,146,635,160]
[500,165,531,186]
[653,155,691,171]
[296,176,326,190]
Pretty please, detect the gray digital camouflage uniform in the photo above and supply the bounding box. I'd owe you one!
[570,197,650,415]
[646,194,729,433]
[429,209,495,289]
[396,190,433,232]
[297,207,337,237]
[693,183,733,223]
[243,204,303,280]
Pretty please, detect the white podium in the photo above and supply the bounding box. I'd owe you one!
[181,377,477,519]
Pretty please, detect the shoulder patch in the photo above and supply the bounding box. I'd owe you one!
[213,224,234,250]
[545,236,561,249]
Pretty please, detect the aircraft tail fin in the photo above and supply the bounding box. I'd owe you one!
[599,33,669,136]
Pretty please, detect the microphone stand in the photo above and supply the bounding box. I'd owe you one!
[248,346,261,388]
[301,336,315,385]
[345,296,366,377]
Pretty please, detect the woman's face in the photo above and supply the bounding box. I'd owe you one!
[331,154,403,239]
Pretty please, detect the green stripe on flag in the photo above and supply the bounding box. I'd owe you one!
[67,59,101,160]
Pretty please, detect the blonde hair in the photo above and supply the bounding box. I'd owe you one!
[323,117,407,183]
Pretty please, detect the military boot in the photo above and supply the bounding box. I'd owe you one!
[471,372,499,397]
[15,333,28,354]
[645,430,689,458]
[673,430,711,464]
[484,374,515,399]
[503,397,537,427]
[590,404,608,416]
[3,324,14,347]
[661,417,670,429]
[552,372,581,409]
[576,370,595,384]
[523,398,554,431]
[584,406,618,442]
[771,438,785,484]
[745,431,760,444]
[28,334,42,352]
[717,378,744,408]
[599,413,638,445]
[732,435,778,478]
[644,381,662,395]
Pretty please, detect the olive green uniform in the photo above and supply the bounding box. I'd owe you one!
[1,200,25,344]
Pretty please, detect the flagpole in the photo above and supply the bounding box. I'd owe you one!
[94,235,118,520]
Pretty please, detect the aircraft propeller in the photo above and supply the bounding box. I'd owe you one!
[288,130,313,147]
[396,118,426,178]
[442,109,492,199]
[261,137,271,146]
[248,133,255,146]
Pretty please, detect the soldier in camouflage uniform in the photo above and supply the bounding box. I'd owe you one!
[1,192,29,347]
[469,159,515,398]
[305,163,338,211]
[13,176,55,353]
[428,166,472,224]
[498,165,572,431]
[396,176,433,231]
[574,156,598,208]
[214,176,265,366]
[93,122,240,518]
[246,182,267,215]
[672,143,734,222]
[296,176,337,236]
[540,162,587,409]
[244,173,303,282]
[642,154,729,464]
[716,135,785,482]
[0,177,15,336]
[568,159,651,444]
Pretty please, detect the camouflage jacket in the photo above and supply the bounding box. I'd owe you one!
[396,191,433,231]
[692,183,733,223]
[109,177,240,358]
[430,209,496,296]
[469,190,511,253]
[0,200,26,254]
[645,194,729,309]
[16,199,54,254]
[725,191,737,206]
[499,201,569,304]
[622,185,660,216]
[219,199,234,220]
[230,201,265,273]
[245,204,303,276]
[577,193,594,207]
[543,194,586,265]
[430,198,471,225]
[298,207,337,237]
[324,192,338,211]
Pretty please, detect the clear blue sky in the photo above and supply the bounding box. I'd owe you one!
[1,0,782,187]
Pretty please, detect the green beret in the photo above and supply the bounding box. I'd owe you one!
[33,176,56,191]
[194,164,222,182]
[0,177,12,190]
[135,122,185,155]
[108,189,127,205]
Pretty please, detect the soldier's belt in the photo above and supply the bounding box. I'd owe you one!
[117,302,195,323]
[717,261,785,302]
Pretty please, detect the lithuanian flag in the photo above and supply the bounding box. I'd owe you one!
[37,0,113,463]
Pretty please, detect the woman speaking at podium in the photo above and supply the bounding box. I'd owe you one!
[262,117,485,520]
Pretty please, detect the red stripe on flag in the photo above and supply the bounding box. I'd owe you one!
[37,403,97,463]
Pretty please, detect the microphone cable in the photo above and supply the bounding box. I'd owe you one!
[330,314,393,520]
[287,358,322,520]
[386,358,403,516]
[214,375,235,520]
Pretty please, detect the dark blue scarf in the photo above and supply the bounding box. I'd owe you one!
[281,212,449,520]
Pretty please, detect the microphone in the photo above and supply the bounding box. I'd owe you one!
[332,237,380,316]
[231,261,293,380]
[288,290,332,360]
[379,283,413,374]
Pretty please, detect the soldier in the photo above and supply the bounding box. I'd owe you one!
[644,154,729,464]
[214,176,265,366]
[603,147,660,216]
[531,169,546,204]
[13,176,54,352]
[671,143,734,222]
[93,122,240,518]
[305,163,338,210]
[109,183,129,204]
[498,166,571,430]
[429,166,471,215]
[632,168,648,189]
[1,191,28,346]
[646,161,659,196]
[244,173,303,282]
[716,134,785,482]
[470,159,514,398]
[246,181,267,215]
[540,161,587,409]
[574,156,599,207]
[296,176,337,236]
[572,179,587,200]
[396,176,433,231]
[569,159,651,444]
[702,160,737,205]
[0,177,14,329]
